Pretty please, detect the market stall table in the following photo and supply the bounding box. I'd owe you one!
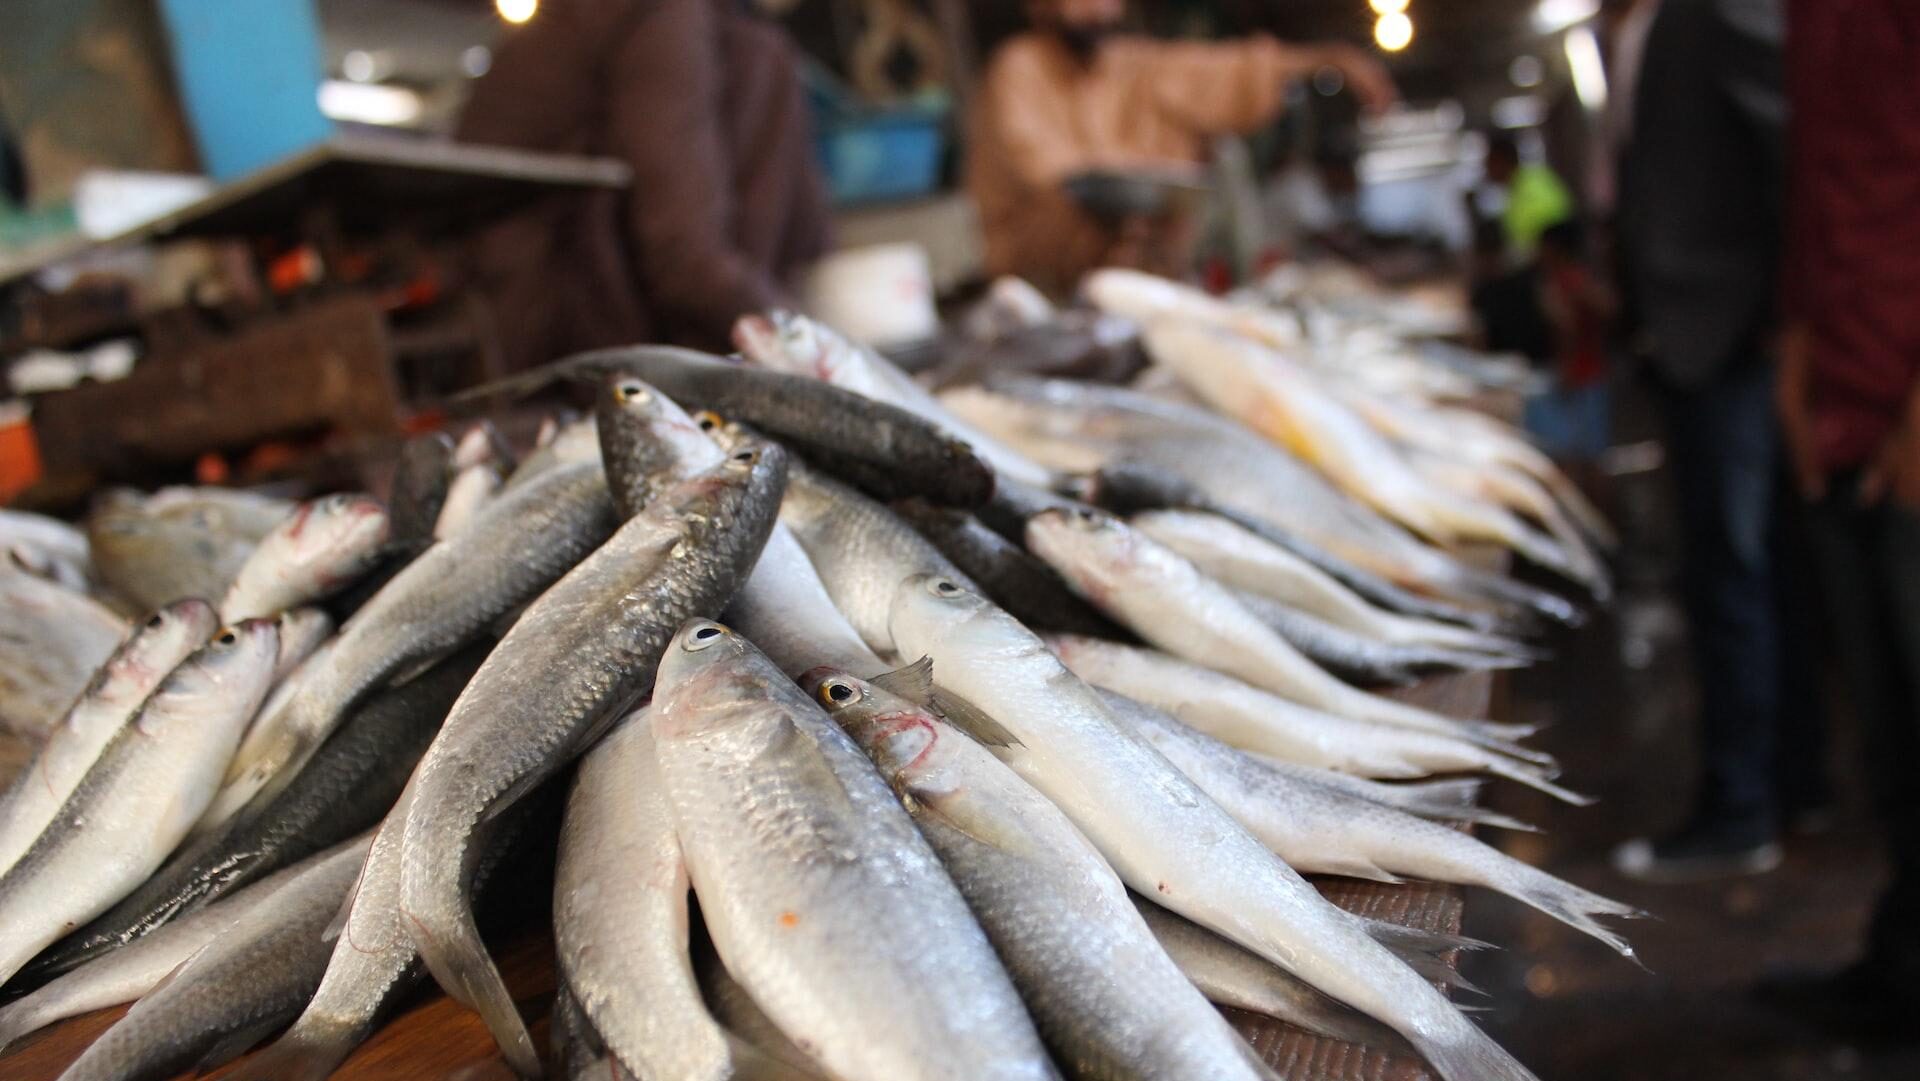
[0,665,1486,1081]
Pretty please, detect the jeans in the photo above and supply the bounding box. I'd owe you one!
[1804,476,1920,983]
[1659,359,1781,834]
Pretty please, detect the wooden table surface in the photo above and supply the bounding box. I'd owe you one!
[2,671,1487,1081]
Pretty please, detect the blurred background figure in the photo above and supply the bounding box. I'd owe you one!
[1608,0,1789,882]
[966,0,1395,295]
[1472,132,1573,263]
[1532,219,1614,462]
[456,0,830,365]
[1771,0,1920,1030]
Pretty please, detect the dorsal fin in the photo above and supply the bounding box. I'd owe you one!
[870,656,935,705]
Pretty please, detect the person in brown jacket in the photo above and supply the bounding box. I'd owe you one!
[968,0,1395,294]
[456,0,829,366]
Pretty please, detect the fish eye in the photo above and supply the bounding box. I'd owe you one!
[685,622,728,650]
[731,449,757,463]
[927,577,962,598]
[146,613,166,629]
[615,381,650,403]
[818,680,857,707]
[695,412,723,432]
[215,629,238,647]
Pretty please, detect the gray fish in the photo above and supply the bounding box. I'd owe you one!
[0,619,278,988]
[699,959,829,1078]
[652,622,1057,1081]
[1229,589,1527,687]
[32,643,490,979]
[777,463,976,657]
[204,457,616,832]
[819,664,1269,1081]
[219,494,390,622]
[1128,898,1403,1050]
[0,598,216,879]
[0,509,92,593]
[454,344,996,506]
[0,841,339,1051]
[503,417,599,494]
[0,563,131,738]
[387,432,456,547]
[51,836,371,1081]
[399,443,786,1074]
[557,709,803,1081]
[87,488,288,612]
[891,499,1127,640]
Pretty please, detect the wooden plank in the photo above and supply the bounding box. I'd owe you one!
[0,672,1489,1081]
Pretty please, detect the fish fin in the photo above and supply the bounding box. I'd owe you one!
[927,688,1024,749]
[194,1015,294,1073]
[1309,857,1403,884]
[1486,758,1596,806]
[1490,861,1648,963]
[869,656,936,706]
[1403,1018,1544,1081]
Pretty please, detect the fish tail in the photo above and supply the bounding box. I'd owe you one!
[1448,564,1585,628]
[1362,922,1492,995]
[400,805,540,1077]
[1393,776,1485,812]
[215,1020,353,1081]
[1461,727,1556,766]
[1486,758,1596,806]
[1403,1014,1544,1081]
[1489,861,1648,962]
[1541,469,1619,550]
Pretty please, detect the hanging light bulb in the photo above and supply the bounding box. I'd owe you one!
[1370,0,1410,14]
[1375,12,1414,52]
[496,0,538,25]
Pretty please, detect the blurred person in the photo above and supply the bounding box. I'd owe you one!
[1470,133,1573,262]
[1467,220,1553,366]
[1609,0,1788,881]
[456,0,829,364]
[1769,0,1920,1026]
[1530,220,1615,460]
[967,0,1396,294]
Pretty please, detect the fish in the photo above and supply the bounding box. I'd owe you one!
[1024,507,1540,750]
[1128,897,1403,1049]
[698,960,831,1078]
[0,599,216,880]
[0,618,278,988]
[885,574,1545,1081]
[1051,636,1585,800]
[721,524,888,680]
[1129,509,1535,655]
[504,416,600,493]
[0,509,92,593]
[1139,319,1599,591]
[734,310,1055,487]
[219,494,391,622]
[1408,451,1611,599]
[269,607,334,684]
[50,835,370,1081]
[455,344,996,506]
[651,621,1058,1081]
[556,709,800,1081]
[32,643,490,979]
[399,442,785,1074]
[891,499,1128,639]
[0,562,132,738]
[387,432,456,547]
[943,376,1577,628]
[1227,588,1528,686]
[203,457,617,833]
[1105,686,1641,953]
[435,465,503,540]
[818,663,1274,1081]
[0,841,343,1051]
[87,488,289,611]
[776,462,976,657]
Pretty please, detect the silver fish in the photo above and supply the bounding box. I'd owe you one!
[0,598,217,878]
[218,494,389,622]
[652,622,1057,1081]
[886,574,1543,1081]
[87,488,288,612]
[819,664,1271,1081]
[0,619,278,988]
[399,445,785,1074]
[1228,589,1527,686]
[0,563,131,738]
[51,835,370,1081]
[0,509,92,593]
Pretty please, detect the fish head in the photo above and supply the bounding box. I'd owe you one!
[1023,506,1137,608]
[272,606,334,679]
[732,310,844,383]
[653,619,778,734]
[452,421,504,470]
[886,573,1007,661]
[88,597,220,708]
[142,617,280,731]
[810,670,939,773]
[594,375,719,503]
[267,494,391,583]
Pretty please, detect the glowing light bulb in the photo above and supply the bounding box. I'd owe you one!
[1370,0,1410,14]
[1375,12,1413,52]
[497,0,537,25]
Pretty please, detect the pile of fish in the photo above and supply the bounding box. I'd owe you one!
[0,268,1637,1081]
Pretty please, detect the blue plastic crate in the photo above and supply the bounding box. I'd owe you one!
[157,0,333,181]
[815,109,946,206]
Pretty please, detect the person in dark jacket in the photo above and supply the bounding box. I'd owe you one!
[456,0,830,365]
[1609,0,1790,881]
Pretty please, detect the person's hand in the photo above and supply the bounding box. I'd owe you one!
[1775,322,1827,502]
[1860,381,1920,510]
[1322,44,1399,114]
